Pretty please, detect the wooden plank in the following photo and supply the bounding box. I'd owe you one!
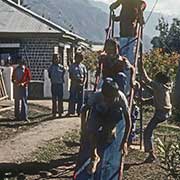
[0,96,8,101]
[0,71,8,100]
[0,106,14,113]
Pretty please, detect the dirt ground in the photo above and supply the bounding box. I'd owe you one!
[0,100,80,179]
[0,100,179,180]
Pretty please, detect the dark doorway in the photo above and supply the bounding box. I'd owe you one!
[0,48,19,66]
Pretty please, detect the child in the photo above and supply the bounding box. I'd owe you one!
[95,39,135,94]
[12,57,31,122]
[48,54,65,118]
[86,78,132,174]
[141,64,172,163]
[68,52,87,116]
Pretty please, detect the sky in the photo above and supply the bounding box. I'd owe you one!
[96,0,180,17]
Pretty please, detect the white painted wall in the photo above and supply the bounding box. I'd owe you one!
[0,66,13,100]
[43,69,51,98]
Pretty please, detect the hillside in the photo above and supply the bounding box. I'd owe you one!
[21,0,173,49]
[23,0,109,42]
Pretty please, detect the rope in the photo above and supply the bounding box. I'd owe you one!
[144,0,158,25]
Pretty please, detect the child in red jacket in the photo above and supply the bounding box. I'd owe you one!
[12,57,31,121]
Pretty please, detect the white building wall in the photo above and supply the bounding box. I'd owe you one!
[0,66,13,100]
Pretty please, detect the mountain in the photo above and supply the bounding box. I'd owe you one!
[21,0,174,50]
[91,1,109,13]
[22,0,109,42]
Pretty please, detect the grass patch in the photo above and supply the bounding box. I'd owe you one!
[30,129,80,162]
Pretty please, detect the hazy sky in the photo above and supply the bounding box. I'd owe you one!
[96,0,180,16]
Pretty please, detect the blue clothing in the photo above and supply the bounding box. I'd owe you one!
[68,63,87,114]
[119,37,136,94]
[51,84,63,115]
[119,37,136,65]
[51,83,63,100]
[48,64,65,84]
[15,96,28,120]
[14,66,27,99]
[96,72,127,94]
[69,63,87,86]
[87,91,129,134]
[128,105,139,143]
[48,63,65,116]
[13,66,29,120]
[68,84,84,114]
[144,109,171,152]
[16,66,25,81]
[113,72,127,93]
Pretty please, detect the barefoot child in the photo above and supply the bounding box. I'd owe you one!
[86,78,132,174]
[95,39,135,94]
[141,64,172,163]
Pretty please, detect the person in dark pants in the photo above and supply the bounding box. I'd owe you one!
[110,0,146,64]
[12,57,31,122]
[68,52,87,116]
[141,62,172,163]
[48,54,65,118]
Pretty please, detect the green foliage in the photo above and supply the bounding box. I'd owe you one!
[143,49,180,81]
[171,109,180,126]
[157,138,180,179]
[167,19,180,53]
[151,17,169,49]
[83,51,98,72]
[151,17,180,53]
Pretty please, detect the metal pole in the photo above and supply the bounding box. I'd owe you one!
[111,11,115,38]
[139,26,143,150]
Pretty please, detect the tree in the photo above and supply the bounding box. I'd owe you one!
[151,17,180,53]
[151,17,169,50]
[166,19,180,53]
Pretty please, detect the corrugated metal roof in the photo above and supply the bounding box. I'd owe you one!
[0,0,87,42]
[0,0,61,33]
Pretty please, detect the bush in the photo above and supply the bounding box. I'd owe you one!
[143,49,180,81]
[157,138,180,179]
[83,51,99,72]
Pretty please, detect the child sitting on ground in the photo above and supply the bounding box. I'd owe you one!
[86,78,132,174]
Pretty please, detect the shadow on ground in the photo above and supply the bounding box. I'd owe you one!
[0,152,78,179]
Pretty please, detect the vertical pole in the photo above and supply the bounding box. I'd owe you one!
[18,0,21,6]
[111,11,115,38]
[139,26,143,150]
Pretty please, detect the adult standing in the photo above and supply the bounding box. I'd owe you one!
[68,52,87,116]
[12,57,31,122]
[48,54,65,118]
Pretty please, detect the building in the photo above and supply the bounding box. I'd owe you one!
[0,0,89,99]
